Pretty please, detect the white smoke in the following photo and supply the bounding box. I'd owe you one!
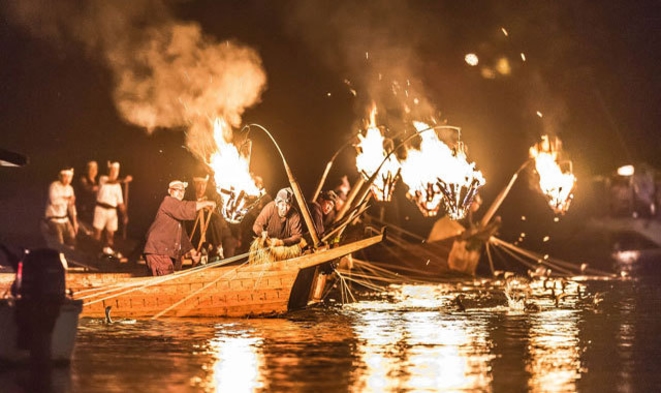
[4,0,267,160]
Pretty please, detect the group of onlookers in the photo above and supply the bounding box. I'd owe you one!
[42,160,131,257]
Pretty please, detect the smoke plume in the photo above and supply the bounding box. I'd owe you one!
[4,0,267,160]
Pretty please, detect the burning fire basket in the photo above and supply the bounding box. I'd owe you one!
[218,187,264,224]
[530,135,576,215]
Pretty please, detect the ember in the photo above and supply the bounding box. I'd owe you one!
[529,135,576,215]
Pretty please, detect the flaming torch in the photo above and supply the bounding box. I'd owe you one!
[529,135,576,215]
[355,106,401,202]
[399,122,485,220]
[208,118,263,224]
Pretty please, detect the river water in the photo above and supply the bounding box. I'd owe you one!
[2,273,661,392]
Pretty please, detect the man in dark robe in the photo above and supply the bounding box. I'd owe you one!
[309,190,339,239]
[252,187,302,247]
[143,180,216,276]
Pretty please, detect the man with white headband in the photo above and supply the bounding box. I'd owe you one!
[41,167,79,248]
[143,180,217,276]
[93,161,131,256]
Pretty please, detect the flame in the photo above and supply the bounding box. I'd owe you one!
[355,105,401,201]
[399,122,485,219]
[208,118,263,223]
[529,135,576,215]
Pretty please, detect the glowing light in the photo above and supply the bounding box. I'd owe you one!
[465,53,479,66]
[399,122,485,219]
[501,27,509,36]
[496,57,511,75]
[617,165,635,176]
[521,53,527,61]
[210,335,265,392]
[529,135,577,215]
[209,117,264,223]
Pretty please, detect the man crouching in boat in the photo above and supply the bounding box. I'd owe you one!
[143,180,216,276]
[250,187,303,263]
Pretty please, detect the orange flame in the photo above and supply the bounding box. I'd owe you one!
[399,121,485,219]
[208,118,262,223]
[529,135,576,214]
[355,105,401,201]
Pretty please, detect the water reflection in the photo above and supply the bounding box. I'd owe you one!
[527,310,581,392]
[16,275,659,392]
[348,284,495,391]
[208,331,265,392]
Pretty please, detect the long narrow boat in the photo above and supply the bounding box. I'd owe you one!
[66,233,384,319]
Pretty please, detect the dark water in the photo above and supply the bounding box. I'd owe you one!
[2,275,661,392]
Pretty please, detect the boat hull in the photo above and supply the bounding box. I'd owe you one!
[0,298,82,365]
[69,234,383,319]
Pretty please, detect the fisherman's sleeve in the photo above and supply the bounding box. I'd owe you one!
[282,212,303,246]
[162,198,197,221]
[252,204,270,236]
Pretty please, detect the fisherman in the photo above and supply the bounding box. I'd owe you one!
[332,175,351,215]
[309,190,339,238]
[188,174,237,260]
[237,175,272,253]
[252,187,302,247]
[41,167,79,248]
[93,161,131,256]
[143,180,216,276]
[76,160,99,234]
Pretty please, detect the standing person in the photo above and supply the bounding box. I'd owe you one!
[309,190,339,239]
[143,180,216,276]
[93,161,131,256]
[41,167,79,248]
[237,175,271,253]
[76,160,99,234]
[189,174,237,259]
[252,187,302,247]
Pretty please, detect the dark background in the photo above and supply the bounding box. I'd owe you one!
[1,1,659,253]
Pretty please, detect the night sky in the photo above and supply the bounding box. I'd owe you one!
[1,0,659,250]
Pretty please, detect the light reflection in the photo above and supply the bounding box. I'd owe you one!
[527,310,581,393]
[208,333,266,392]
[350,284,494,391]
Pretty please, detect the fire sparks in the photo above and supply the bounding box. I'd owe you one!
[529,135,576,215]
[209,118,263,223]
[399,122,485,220]
[355,106,401,202]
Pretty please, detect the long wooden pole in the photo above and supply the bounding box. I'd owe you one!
[479,159,532,227]
[247,124,321,248]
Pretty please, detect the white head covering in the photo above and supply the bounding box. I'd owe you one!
[59,167,74,176]
[168,180,188,191]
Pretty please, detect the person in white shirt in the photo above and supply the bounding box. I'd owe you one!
[42,167,79,248]
[93,161,131,256]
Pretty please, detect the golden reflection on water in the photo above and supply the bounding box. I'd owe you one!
[348,284,495,392]
[527,309,581,392]
[208,333,266,392]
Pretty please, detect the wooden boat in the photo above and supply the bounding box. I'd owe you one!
[360,214,498,278]
[0,297,83,365]
[65,233,383,319]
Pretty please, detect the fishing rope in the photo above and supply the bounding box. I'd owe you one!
[78,252,251,305]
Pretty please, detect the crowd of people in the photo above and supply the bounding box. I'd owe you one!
[42,161,132,258]
[42,161,351,276]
